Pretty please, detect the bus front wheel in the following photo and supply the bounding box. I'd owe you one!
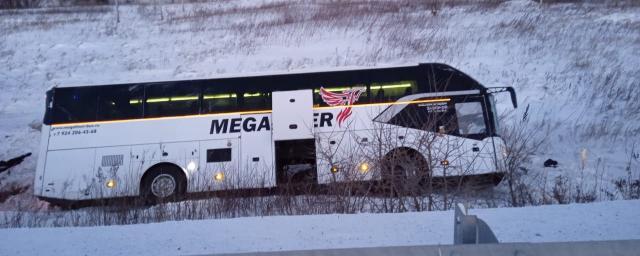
[140,164,186,204]
[381,148,429,195]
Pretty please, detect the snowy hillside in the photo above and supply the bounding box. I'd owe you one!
[1,199,639,255]
[0,0,639,210]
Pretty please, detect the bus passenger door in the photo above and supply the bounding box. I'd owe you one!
[272,89,317,185]
[198,138,240,191]
[272,89,314,141]
[451,96,496,176]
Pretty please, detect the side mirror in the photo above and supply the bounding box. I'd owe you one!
[486,87,518,109]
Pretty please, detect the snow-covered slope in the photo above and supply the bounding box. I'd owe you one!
[0,0,639,208]
[1,200,638,256]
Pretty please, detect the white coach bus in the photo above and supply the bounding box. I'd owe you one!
[34,63,517,205]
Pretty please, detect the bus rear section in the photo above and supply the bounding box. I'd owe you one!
[34,114,281,202]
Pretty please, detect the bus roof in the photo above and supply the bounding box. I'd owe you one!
[52,63,485,92]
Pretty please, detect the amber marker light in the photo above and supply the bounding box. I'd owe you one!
[106,179,116,189]
[359,162,370,173]
[214,172,225,181]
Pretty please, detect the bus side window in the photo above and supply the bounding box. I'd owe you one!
[202,88,237,114]
[391,100,457,133]
[241,91,271,111]
[145,83,199,118]
[370,81,416,103]
[455,102,486,135]
[96,85,143,121]
[52,87,98,123]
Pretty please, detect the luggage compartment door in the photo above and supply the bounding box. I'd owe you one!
[198,138,240,190]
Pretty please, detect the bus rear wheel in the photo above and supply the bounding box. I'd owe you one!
[141,164,186,204]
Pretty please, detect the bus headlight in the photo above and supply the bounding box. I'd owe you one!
[187,161,197,171]
[106,179,116,189]
[214,172,225,181]
[359,162,369,173]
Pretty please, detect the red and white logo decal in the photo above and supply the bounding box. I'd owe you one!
[319,87,365,127]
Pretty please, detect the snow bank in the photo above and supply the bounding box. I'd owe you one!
[0,200,638,255]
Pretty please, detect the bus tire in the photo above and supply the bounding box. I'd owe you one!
[140,164,186,204]
[381,148,429,195]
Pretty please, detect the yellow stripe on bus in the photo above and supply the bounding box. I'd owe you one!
[51,98,449,127]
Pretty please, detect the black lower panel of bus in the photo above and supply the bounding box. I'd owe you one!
[274,139,317,186]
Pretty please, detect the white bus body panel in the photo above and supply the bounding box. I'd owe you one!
[41,148,96,200]
[239,113,276,188]
[272,89,314,141]
[34,124,51,196]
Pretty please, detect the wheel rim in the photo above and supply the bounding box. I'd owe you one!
[392,164,407,180]
[150,174,176,198]
[386,159,426,192]
[391,162,422,179]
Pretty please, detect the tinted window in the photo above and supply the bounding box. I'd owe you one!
[370,81,417,102]
[145,83,199,118]
[455,102,486,135]
[313,84,367,106]
[388,100,457,133]
[96,85,144,121]
[203,85,237,113]
[240,91,271,111]
[52,87,98,123]
[207,148,232,162]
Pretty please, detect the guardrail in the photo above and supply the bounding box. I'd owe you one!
[209,240,640,256]
[204,204,640,256]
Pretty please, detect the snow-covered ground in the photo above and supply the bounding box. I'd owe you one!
[0,0,638,215]
[1,200,638,255]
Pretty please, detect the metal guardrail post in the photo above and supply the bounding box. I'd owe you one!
[454,203,499,245]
